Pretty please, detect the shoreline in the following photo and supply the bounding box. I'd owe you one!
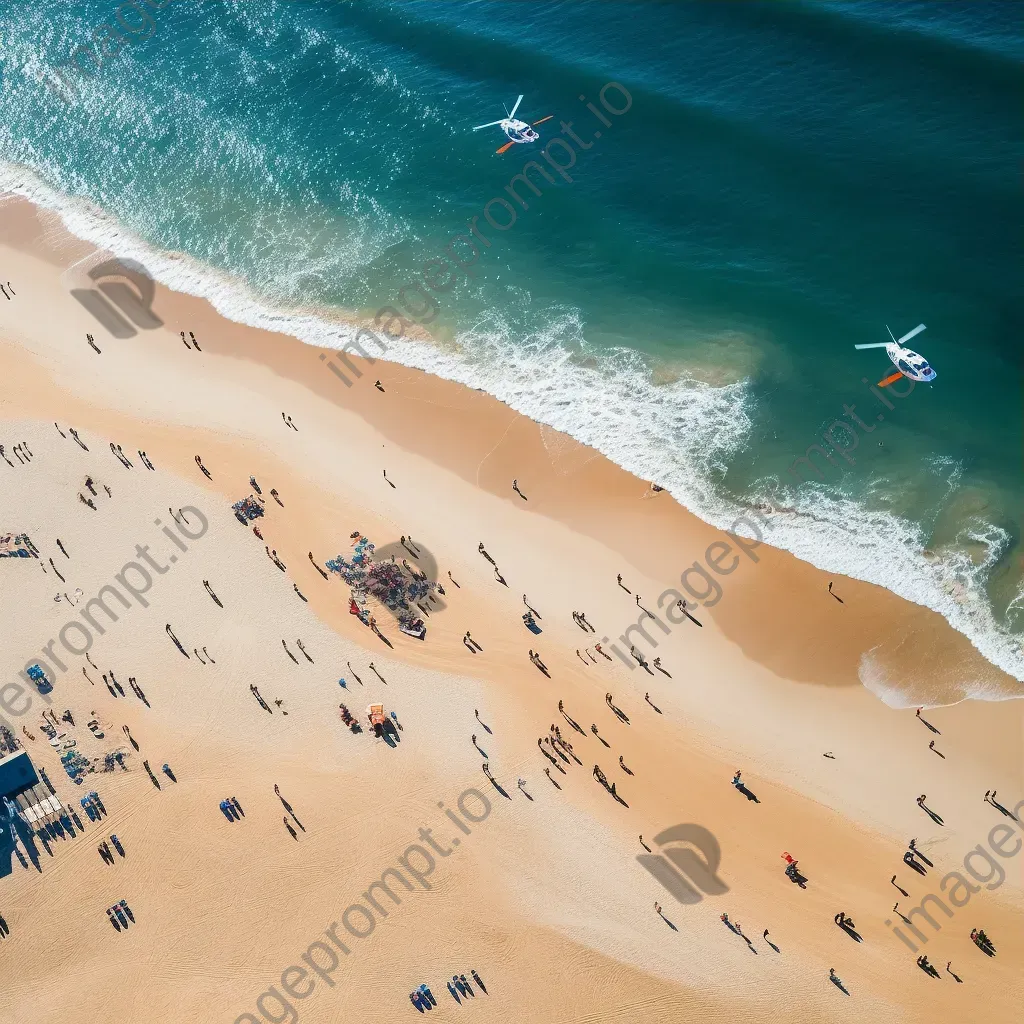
[4,163,1019,684]
[1,168,1020,684]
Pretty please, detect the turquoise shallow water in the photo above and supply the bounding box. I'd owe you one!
[1,0,1021,679]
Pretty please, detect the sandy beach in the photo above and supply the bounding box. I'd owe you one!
[1,194,1022,1024]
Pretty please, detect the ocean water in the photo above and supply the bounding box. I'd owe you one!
[1,0,1021,681]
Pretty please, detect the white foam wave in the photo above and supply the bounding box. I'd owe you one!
[752,480,1023,684]
[3,162,1021,687]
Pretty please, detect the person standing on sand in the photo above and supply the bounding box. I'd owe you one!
[829,968,847,992]
[917,794,944,826]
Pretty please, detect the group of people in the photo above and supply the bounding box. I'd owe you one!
[219,797,245,822]
[106,900,135,932]
[446,970,487,1005]
[970,928,996,956]
[408,970,488,1011]
[528,650,549,676]
[98,834,125,865]
[0,439,32,467]
[781,851,808,888]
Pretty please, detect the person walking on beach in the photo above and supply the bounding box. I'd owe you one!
[617,574,630,593]
[732,770,760,803]
[917,794,944,826]
[908,838,933,867]
[891,874,910,897]
[835,912,862,942]
[829,968,849,994]
[984,790,1018,819]
[512,479,527,500]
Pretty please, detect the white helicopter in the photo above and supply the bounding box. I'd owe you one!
[473,94,554,154]
[855,323,936,387]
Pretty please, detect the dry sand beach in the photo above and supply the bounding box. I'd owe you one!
[1,196,1022,1024]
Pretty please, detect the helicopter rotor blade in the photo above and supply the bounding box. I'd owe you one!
[473,120,506,131]
[532,115,554,126]
[853,343,889,350]
[509,94,523,118]
[897,323,926,345]
[877,371,904,388]
[496,141,516,155]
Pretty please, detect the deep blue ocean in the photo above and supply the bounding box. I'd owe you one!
[1,0,1021,680]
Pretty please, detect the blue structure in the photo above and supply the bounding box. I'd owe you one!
[26,664,52,695]
[0,751,39,800]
